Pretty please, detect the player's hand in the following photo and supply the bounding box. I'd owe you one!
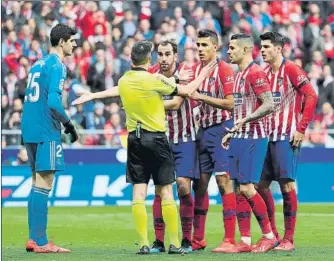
[178,64,194,83]
[222,133,232,150]
[199,60,218,78]
[290,130,304,147]
[226,118,246,133]
[63,120,78,143]
[71,92,94,105]
[188,91,204,101]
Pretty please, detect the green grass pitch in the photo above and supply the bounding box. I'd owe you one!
[2,204,334,261]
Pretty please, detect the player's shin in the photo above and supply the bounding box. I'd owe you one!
[132,184,149,247]
[177,178,194,242]
[28,184,36,241]
[241,184,274,239]
[158,184,180,248]
[258,188,279,239]
[132,200,149,247]
[33,172,54,246]
[282,189,297,243]
[153,194,165,243]
[236,193,252,245]
[217,176,236,243]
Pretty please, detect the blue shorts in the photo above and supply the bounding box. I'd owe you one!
[261,140,300,181]
[171,141,199,179]
[197,120,233,174]
[25,141,65,172]
[229,138,268,184]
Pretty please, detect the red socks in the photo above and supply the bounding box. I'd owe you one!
[153,195,165,242]
[236,194,251,237]
[222,192,236,241]
[247,193,272,234]
[179,193,194,241]
[193,192,209,240]
[258,189,279,238]
[282,190,297,242]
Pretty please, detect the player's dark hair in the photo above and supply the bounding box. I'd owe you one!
[131,40,153,66]
[198,29,218,45]
[260,32,290,47]
[231,33,254,42]
[50,23,77,47]
[158,40,178,54]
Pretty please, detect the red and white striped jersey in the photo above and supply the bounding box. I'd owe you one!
[148,63,196,143]
[264,59,311,141]
[192,60,234,128]
[233,62,271,139]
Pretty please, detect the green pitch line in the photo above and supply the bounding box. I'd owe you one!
[2,205,334,261]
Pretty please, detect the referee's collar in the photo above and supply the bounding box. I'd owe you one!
[131,67,147,72]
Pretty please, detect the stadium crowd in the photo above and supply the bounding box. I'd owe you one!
[1,1,334,148]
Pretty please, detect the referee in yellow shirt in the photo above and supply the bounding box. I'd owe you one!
[118,40,216,255]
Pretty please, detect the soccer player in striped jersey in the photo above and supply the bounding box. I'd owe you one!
[187,29,237,253]
[257,32,318,251]
[148,41,199,253]
[222,33,277,253]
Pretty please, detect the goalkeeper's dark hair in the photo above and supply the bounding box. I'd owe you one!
[260,32,291,47]
[131,40,153,66]
[158,40,178,54]
[198,29,218,45]
[50,23,77,47]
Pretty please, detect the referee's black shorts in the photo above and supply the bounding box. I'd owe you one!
[126,130,175,185]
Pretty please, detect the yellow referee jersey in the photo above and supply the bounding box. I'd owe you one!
[118,68,177,132]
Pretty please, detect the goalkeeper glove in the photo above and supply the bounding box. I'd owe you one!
[63,120,78,143]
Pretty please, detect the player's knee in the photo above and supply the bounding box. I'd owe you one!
[279,179,295,193]
[177,178,191,197]
[239,183,256,198]
[132,184,148,200]
[256,180,271,191]
[158,184,174,201]
[32,171,37,186]
[193,174,210,196]
[194,182,208,196]
[35,171,54,190]
[216,175,233,194]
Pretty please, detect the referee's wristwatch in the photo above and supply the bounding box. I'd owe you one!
[173,75,180,84]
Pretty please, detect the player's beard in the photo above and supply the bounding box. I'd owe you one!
[160,63,171,72]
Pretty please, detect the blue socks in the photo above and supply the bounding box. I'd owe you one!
[28,185,35,240]
[31,187,51,246]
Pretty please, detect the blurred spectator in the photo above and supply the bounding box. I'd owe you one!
[139,19,154,41]
[2,95,11,127]
[104,113,126,147]
[308,102,334,146]
[7,111,21,146]
[150,1,173,30]
[3,71,18,105]
[122,9,137,39]
[119,45,132,76]
[87,48,108,93]
[317,64,334,110]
